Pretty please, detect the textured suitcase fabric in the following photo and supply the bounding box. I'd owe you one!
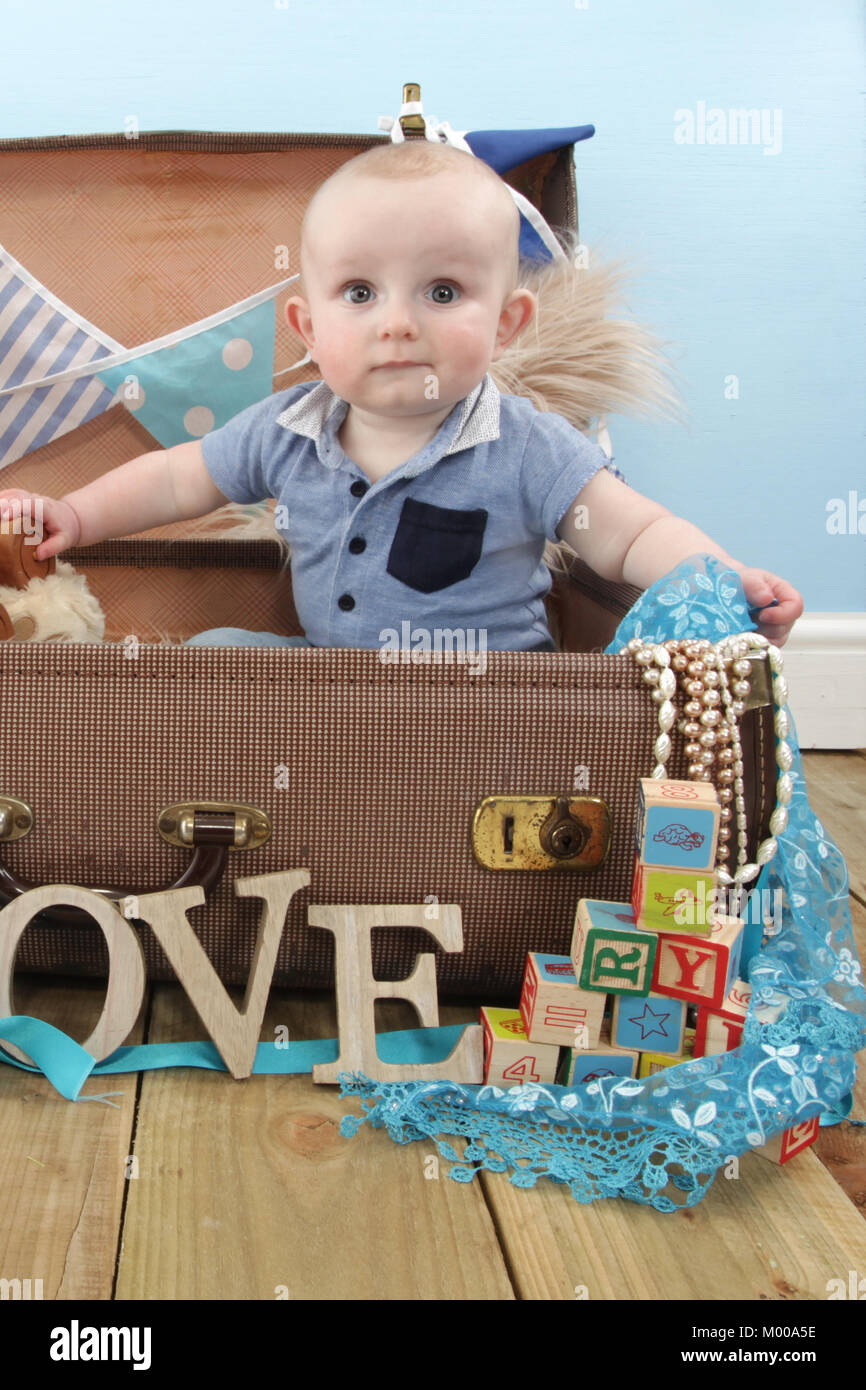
[0,642,776,999]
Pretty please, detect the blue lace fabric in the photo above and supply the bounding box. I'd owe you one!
[338,553,866,1209]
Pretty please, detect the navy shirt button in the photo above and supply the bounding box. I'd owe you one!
[350,480,368,497]
[348,537,366,554]
[338,593,355,611]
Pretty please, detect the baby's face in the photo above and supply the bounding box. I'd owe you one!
[286,172,533,420]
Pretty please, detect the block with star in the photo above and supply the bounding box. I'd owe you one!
[637,1027,696,1077]
[558,1018,639,1085]
[479,1006,560,1088]
[651,914,744,1008]
[635,778,720,873]
[611,991,687,1055]
[631,851,716,936]
[751,1115,821,1165]
[519,952,606,1048]
[571,898,658,996]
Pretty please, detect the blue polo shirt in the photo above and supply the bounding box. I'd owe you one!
[199,373,609,651]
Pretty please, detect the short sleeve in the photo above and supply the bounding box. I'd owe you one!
[520,409,610,541]
[200,385,312,504]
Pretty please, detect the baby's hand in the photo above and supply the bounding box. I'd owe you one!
[0,490,82,560]
[738,567,803,647]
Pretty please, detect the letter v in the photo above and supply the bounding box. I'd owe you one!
[134,870,309,1078]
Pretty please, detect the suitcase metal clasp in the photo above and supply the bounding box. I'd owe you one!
[472,795,611,870]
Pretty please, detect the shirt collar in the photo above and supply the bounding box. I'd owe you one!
[275,373,501,471]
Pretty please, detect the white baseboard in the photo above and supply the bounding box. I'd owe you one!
[776,613,866,750]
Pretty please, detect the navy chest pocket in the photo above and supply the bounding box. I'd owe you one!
[386,498,488,595]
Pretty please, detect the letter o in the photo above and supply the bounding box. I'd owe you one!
[0,885,146,1066]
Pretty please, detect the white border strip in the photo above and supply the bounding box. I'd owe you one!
[0,241,126,353]
[781,613,866,749]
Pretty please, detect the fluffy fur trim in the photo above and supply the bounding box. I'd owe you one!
[0,561,105,642]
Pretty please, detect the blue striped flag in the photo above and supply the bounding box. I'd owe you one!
[0,243,124,471]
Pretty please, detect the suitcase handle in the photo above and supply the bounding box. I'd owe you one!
[0,807,241,927]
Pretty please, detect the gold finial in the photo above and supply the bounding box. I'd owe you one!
[398,83,426,138]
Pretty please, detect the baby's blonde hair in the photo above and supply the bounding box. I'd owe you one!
[298,139,521,296]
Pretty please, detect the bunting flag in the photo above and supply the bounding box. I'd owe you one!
[0,243,125,470]
[0,256,298,469]
[93,293,288,449]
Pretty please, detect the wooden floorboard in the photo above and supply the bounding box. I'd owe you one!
[0,976,146,1300]
[480,1147,866,1301]
[801,751,866,1211]
[114,992,513,1301]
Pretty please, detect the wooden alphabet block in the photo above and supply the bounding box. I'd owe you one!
[558,1018,639,1084]
[480,1006,560,1087]
[693,978,787,1057]
[571,899,658,996]
[651,914,744,1008]
[637,1027,696,1077]
[631,851,716,935]
[751,1115,821,1164]
[519,952,605,1047]
[635,778,720,872]
[693,978,751,1056]
[612,990,687,1055]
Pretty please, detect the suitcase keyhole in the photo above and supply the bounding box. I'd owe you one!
[539,797,589,860]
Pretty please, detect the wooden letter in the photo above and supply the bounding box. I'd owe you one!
[308,904,483,1085]
[0,885,146,1066]
[133,870,310,1079]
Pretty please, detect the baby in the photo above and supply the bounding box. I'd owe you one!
[0,141,802,653]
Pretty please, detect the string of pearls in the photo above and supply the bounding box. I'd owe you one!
[625,631,793,917]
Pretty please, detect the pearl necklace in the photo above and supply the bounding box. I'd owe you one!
[625,632,792,917]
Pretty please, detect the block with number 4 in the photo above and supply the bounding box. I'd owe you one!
[571,899,658,996]
[479,1007,560,1087]
[635,778,720,872]
[519,952,606,1048]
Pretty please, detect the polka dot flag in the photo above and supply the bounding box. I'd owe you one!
[95,297,280,448]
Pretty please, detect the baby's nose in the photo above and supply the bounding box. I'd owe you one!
[378,297,418,335]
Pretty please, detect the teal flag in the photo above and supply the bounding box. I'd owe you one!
[96,299,277,447]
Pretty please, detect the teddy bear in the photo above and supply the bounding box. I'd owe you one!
[0,526,104,642]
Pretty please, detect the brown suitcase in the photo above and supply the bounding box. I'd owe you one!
[0,125,777,998]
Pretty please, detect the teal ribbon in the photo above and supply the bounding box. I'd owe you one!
[0,1015,472,1102]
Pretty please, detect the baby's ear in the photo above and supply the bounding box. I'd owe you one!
[285,295,314,346]
[494,288,537,355]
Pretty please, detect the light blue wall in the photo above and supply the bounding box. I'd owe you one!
[2,0,862,610]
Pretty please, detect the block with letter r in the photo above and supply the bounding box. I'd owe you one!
[570,899,658,996]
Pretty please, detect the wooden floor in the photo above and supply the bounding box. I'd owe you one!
[1,750,865,1302]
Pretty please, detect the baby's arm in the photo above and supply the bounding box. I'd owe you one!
[557,470,804,645]
[0,441,231,561]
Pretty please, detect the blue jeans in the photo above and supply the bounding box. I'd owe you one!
[185,628,313,647]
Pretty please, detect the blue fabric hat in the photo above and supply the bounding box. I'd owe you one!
[464,125,596,263]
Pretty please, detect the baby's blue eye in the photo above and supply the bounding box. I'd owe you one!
[344,284,373,304]
[428,283,458,304]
